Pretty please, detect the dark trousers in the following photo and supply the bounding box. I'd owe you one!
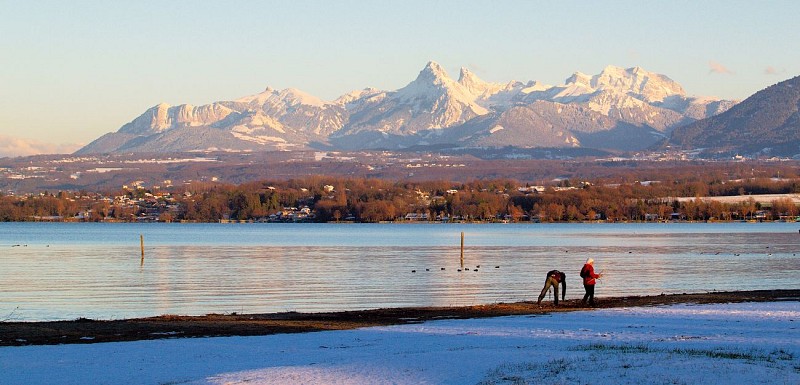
[582,283,595,306]
[537,276,560,305]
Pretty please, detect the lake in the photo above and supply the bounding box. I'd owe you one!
[1,222,798,321]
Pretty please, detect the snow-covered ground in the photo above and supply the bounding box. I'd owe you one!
[3,302,798,385]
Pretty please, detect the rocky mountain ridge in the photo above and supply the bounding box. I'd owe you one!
[77,62,736,155]
[666,74,800,158]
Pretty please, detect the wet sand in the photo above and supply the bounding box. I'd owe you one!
[2,289,798,347]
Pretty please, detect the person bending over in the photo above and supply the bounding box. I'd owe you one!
[537,269,566,305]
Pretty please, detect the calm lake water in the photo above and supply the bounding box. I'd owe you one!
[1,222,799,321]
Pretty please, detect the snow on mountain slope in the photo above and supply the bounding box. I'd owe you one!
[118,103,236,136]
[332,61,490,146]
[77,62,736,155]
[583,90,688,131]
[449,100,664,151]
[590,65,686,103]
[458,67,536,109]
[235,87,329,108]
[335,88,384,107]
[389,61,489,122]
[80,85,347,153]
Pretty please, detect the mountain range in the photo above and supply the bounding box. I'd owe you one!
[666,74,800,158]
[78,61,738,155]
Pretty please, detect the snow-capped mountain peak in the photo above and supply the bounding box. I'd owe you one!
[79,61,737,155]
[417,61,449,83]
[236,86,329,108]
[398,61,456,97]
[281,88,328,107]
[457,67,504,97]
[591,65,686,102]
[395,62,486,112]
[334,88,383,106]
[565,71,593,87]
[457,67,481,88]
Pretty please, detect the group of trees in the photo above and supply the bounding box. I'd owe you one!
[0,191,81,221]
[1,174,799,223]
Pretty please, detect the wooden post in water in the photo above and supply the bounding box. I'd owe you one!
[140,234,144,265]
[460,232,464,269]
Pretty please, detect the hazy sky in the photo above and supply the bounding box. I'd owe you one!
[1,1,797,156]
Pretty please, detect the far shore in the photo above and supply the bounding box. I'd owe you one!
[6,218,800,224]
[2,289,797,347]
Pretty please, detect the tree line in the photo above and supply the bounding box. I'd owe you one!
[1,174,799,223]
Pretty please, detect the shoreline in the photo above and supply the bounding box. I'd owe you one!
[4,218,800,224]
[2,289,798,347]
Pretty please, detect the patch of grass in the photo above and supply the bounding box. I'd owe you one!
[771,348,795,361]
[158,380,192,385]
[575,342,655,354]
[482,343,798,385]
[478,358,579,385]
[575,343,795,363]
[679,348,764,361]
[544,357,572,376]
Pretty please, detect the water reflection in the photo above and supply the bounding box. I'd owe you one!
[1,223,798,321]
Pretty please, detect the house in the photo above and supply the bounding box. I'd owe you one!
[404,213,429,221]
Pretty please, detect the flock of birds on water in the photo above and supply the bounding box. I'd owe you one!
[411,265,501,273]
[408,244,797,273]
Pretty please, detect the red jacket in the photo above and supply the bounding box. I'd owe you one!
[581,263,600,285]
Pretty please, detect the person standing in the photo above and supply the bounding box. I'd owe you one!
[580,258,602,306]
[537,270,566,305]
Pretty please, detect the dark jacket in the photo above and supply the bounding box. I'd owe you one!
[546,270,566,300]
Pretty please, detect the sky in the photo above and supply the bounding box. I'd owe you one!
[1,1,798,157]
[3,301,799,384]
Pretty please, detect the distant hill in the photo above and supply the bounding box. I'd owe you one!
[666,75,800,158]
[77,62,735,155]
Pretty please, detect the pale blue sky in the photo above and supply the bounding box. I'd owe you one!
[1,1,797,155]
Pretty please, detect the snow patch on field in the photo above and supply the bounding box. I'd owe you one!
[2,302,798,385]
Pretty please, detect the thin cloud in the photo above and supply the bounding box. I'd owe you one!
[764,66,786,75]
[708,61,734,75]
[0,135,82,158]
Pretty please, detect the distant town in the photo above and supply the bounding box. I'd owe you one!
[1,151,799,223]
